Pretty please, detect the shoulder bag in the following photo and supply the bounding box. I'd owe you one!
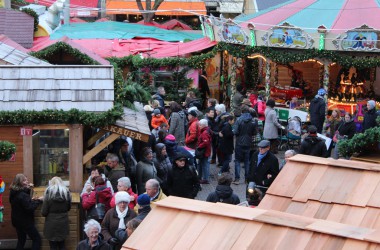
[87,192,105,221]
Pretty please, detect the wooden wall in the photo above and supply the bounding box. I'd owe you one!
[0,126,23,239]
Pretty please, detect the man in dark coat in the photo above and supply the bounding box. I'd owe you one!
[363,100,378,132]
[309,88,326,133]
[167,154,200,199]
[206,173,240,205]
[247,140,279,194]
[299,125,328,158]
[152,86,166,109]
[218,115,234,173]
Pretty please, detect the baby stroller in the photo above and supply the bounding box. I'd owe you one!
[277,116,302,151]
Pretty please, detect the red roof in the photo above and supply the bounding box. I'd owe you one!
[0,35,30,53]
[137,19,193,30]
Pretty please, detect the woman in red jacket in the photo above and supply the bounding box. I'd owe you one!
[197,119,212,184]
[82,176,113,221]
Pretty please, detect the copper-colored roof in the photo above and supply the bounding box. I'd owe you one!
[259,154,380,229]
[122,196,380,249]
[0,9,34,49]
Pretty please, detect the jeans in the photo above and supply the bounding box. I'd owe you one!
[198,157,210,181]
[234,146,250,180]
[221,154,232,173]
[16,225,41,250]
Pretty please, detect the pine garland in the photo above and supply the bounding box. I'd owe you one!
[0,141,16,162]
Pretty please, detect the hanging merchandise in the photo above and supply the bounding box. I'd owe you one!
[0,175,5,223]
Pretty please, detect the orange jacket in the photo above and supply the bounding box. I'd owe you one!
[151,114,169,129]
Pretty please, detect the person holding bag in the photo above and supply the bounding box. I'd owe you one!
[196,119,212,184]
[82,176,112,222]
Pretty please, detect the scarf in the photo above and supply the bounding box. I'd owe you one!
[257,151,268,167]
[116,205,128,229]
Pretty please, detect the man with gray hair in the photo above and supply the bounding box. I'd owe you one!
[134,179,167,213]
[363,100,378,132]
[105,153,125,192]
[197,119,212,184]
[152,86,166,108]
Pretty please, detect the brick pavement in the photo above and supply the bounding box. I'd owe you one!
[195,150,285,202]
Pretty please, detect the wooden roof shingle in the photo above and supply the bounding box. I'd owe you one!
[122,196,380,249]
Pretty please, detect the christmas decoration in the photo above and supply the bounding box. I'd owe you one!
[0,141,16,162]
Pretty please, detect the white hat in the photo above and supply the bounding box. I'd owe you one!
[115,191,130,204]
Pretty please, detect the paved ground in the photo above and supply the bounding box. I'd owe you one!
[195,150,285,202]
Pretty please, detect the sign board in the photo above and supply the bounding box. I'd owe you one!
[102,125,149,142]
[274,107,308,122]
[20,127,33,136]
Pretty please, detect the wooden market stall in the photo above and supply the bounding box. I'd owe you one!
[122,196,380,249]
[0,65,151,249]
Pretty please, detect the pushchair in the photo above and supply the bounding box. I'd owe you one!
[278,116,302,151]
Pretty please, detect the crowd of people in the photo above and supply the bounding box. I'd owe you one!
[7,85,379,250]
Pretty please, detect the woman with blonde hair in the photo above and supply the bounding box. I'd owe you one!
[9,173,43,250]
[42,176,71,250]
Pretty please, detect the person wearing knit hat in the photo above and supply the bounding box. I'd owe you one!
[363,100,378,132]
[151,108,169,129]
[100,190,137,248]
[135,194,151,221]
[309,88,327,133]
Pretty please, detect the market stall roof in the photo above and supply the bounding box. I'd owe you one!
[259,154,380,229]
[106,0,206,16]
[236,0,380,33]
[0,65,114,112]
[50,21,203,41]
[137,19,193,30]
[123,196,380,249]
[0,39,50,65]
[31,37,216,58]
[25,0,99,17]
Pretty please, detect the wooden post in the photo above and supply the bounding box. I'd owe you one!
[69,124,83,193]
[23,130,33,182]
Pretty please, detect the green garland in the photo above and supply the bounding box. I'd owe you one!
[21,8,39,32]
[0,141,16,162]
[0,106,123,127]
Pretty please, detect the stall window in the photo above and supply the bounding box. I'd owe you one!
[32,129,70,186]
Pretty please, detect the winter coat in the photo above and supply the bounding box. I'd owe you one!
[324,118,342,138]
[151,114,169,129]
[164,138,179,162]
[101,207,137,244]
[153,145,172,184]
[219,122,234,155]
[76,234,110,250]
[309,95,326,133]
[337,119,356,139]
[167,162,200,199]
[136,159,157,194]
[136,206,151,221]
[152,93,165,108]
[185,118,199,149]
[169,111,186,145]
[106,164,126,192]
[299,135,328,157]
[197,127,212,158]
[81,174,114,196]
[42,190,71,241]
[206,185,240,204]
[117,148,137,178]
[81,184,113,212]
[9,188,42,229]
[110,188,138,209]
[363,108,378,132]
[256,100,266,121]
[248,151,279,191]
[263,107,282,139]
[232,91,244,117]
[215,112,230,132]
[234,113,257,147]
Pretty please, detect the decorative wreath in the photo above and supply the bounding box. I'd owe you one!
[0,141,16,162]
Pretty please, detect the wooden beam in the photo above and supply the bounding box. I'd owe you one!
[23,131,33,182]
[69,124,83,193]
[85,130,108,148]
[33,124,68,130]
[82,133,120,165]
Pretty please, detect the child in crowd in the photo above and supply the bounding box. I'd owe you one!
[151,109,169,129]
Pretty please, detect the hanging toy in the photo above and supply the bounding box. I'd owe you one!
[0,175,4,223]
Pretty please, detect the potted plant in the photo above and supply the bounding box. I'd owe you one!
[0,141,16,162]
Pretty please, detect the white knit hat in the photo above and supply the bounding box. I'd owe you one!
[115,191,130,204]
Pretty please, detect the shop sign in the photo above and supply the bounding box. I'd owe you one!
[20,127,32,136]
[102,125,149,142]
